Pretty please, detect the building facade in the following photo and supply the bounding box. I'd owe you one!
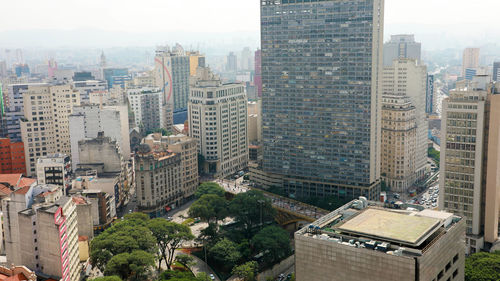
[36,154,72,193]
[189,67,248,177]
[19,84,80,176]
[72,80,106,104]
[462,48,480,77]
[426,74,435,114]
[260,0,384,200]
[493,61,500,82]
[127,88,163,133]
[0,138,26,174]
[295,200,465,281]
[383,34,421,67]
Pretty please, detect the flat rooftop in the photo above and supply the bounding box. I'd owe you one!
[336,208,440,246]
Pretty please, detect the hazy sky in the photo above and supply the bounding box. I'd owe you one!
[1,0,498,33]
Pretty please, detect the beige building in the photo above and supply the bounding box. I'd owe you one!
[381,96,417,192]
[247,100,262,144]
[20,84,81,176]
[382,59,428,192]
[188,67,248,177]
[295,199,465,281]
[462,48,480,77]
[143,133,199,199]
[134,145,183,217]
[440,75,500,253]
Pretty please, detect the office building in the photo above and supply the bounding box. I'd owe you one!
[154,46,190,128]
[254,49,262,98]
[127,88,163,133]
[20,84,80,176]
[383,34,421,67]
[36,154,72,193]
[462,48,480,77]
[295,199,465,281]
[493,62,500,82]
[186,51,206,76]
[103,68,129,89]
[260,0,383,200]
[134,145,182,217]
[69,104,130,170]
[72,71,95,82]
[381,59,428,191]
[426,74,435,114]
[72,79,107,104]
[3,183,80,281]
[0,138,26,175]
[440,75,500,253]
[14,64,29,77]
[188,67,248,177]
[464,68,477,81]
[226,52,237,72]
[240,47,253,70]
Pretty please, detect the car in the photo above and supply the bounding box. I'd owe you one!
[209,274,215,280]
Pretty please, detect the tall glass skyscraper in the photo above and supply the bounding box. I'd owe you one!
[260,0,384,200]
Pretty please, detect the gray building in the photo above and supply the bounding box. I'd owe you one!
[493,61,500,82]
[260,0,384,200]
[383,34,421,67]
[295,199,465,281]
[426,74,435,114]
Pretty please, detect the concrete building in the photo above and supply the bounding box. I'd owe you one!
[381,96,417,193]
[154,46,190,128]
[383,34,421,66]
[134,145,182,217]
[70,189,115,231]
[71,196,94,239]
[72,80,106,104]
[3,183,80,281]
[0,138,26,175]
[69,104,130,170]
[261,0,383,200]
[143,133,199,200]
[186,51,206,76]
[189,67,248,177]
[254,49,262,98]
[426,74,435,114]
[381,59,428,191]
[247,100,262,144]
[36,154,71,193]
[462,48,480,77]
[19,84,80,176]
[295,199,465,281]
[440,75,500,253]
[226,52,237,72]
[103,68,129,89]
[493,61,500,82]
[127,88,163,133]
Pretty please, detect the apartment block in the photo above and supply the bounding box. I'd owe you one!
[188,67,248,177]
[295,199,465,281]
[19,84,80,176]
[36,154,71,193]
[127,88,163,133]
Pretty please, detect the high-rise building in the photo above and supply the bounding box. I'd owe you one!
[440,75,500,253]
[103,68,129,89]
[36,153,72,193]
[0,138,26,175]
[260,0,384,200]
[493,62,500,82]
[462,48,480,77]
[226,52,237,72]
[69,104,131,170]
[154,46,190,128]
[426,74,435,114]
[295,199,465,281]
[186,51,206,76]
[188,67,248,177]
[127,88,164,133]
[240,47,252,70]
[20,84,80,176]
[464,68,477,81]
[383,34,422,67]
[254,50,262,98]
[382,59,428,191]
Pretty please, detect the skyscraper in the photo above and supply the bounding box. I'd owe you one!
[260,0,384,200]
[492,61,500,82]
[254,50,262,98]
[226,52,237,72]
[383,34,421,66]
[462,48,480,77]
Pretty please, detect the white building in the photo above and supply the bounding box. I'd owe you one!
[189,67,248,177]
[36,153,72,193]
[127,87,164,133]
[69,104,130,170]
[72,80,107,104]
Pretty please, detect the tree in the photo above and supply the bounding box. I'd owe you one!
[147,218,195,270]
[90,215,157,272]
[175,254,196,271]
[91,277,122,281]
[103,250,155,281]
[189,194,228,224]
[465,251,500,281]
[228,190,275,237]
[232,261,258,281]
[158,271,210,281]
[195,182,225,198]
[251,226,291,265]
[208,238,242,269]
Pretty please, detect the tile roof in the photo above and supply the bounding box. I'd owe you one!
[14,186,31,195]
[0,174,22,187]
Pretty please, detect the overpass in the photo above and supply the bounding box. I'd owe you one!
[217,179,329,231]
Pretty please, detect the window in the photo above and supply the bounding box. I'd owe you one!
[453,253,459,264]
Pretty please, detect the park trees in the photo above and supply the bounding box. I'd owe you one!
[228,190,275,237]
[232,261,258,281]
[251,226,291,265]
[195,182,225,198]
[465,251,500,281]
[103,250,155,281]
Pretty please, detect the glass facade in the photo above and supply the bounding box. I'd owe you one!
[260,0,382,197]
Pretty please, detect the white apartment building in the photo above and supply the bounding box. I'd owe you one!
[36,153,72,193]
[188,67,248,177]
[127,88,164,133]
[69,104,130,170]
[382,59,428,190]
[20,84,81,176]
